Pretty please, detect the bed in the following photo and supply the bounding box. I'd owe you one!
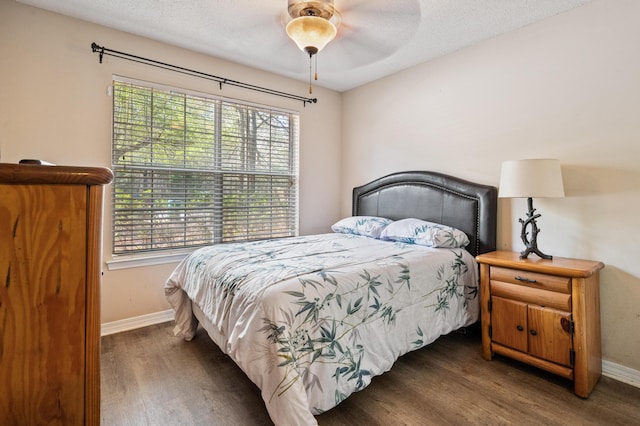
[165,170,497,425]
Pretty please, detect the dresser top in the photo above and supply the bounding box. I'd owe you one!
[0,163,113,186]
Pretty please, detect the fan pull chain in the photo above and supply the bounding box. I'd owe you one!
[315,54,318,81]
[308,53,313,94]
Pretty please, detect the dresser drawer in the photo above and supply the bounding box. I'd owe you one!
[491,280,571,311]
[490,266,571,294]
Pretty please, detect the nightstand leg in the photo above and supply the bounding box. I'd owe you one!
[479,263,493,360]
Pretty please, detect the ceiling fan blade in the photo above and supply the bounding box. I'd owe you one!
[320,0,420,70]
[336,0,420,19]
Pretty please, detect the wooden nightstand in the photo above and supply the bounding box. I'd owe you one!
[476,251,604,398]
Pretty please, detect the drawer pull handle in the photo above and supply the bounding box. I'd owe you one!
[530,329,538,336]
[516,325,524,332]
[515,276,537,284]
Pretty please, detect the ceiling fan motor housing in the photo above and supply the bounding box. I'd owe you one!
[288,0,335,20]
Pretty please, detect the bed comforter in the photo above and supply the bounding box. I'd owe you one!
[165,233,479,425]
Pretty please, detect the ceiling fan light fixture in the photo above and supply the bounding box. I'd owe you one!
[286,15,337,56]
[285,0,339,94]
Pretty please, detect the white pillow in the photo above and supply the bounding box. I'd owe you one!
[379,218,470,248]
[331,216,393,239]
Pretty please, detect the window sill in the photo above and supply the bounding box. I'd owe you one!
[106,249,195,271]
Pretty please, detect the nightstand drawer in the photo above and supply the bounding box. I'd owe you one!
[490,266,571,294]
[491,280,571,311]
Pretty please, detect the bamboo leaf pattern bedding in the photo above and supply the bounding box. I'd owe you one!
[165,233,479,426]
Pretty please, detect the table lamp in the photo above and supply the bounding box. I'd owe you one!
[498,159,565,259]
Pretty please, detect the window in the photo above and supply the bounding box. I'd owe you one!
[111,77,299,255]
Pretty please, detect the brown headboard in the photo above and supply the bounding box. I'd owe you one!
[352,171,497,257]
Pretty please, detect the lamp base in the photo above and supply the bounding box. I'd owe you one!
[518,197,552,260]
[519,246,552,260]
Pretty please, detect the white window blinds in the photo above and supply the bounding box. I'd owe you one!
[111,78,299,254]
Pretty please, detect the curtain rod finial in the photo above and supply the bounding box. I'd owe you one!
[91,42,105,63]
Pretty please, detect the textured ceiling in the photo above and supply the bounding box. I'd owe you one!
[17,0,592,92]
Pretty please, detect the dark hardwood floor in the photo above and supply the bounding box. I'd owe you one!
[101,322,640,425]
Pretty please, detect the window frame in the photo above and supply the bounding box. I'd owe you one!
[108,76,300,263]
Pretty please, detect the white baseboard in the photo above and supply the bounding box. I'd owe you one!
[602,360,640,389]
[100,311,640,390]
[101,309,175,336]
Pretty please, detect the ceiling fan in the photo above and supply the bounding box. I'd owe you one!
[283,0,421,93]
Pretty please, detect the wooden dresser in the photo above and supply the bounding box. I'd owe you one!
[0,163,113,425]
[476,250,604,398]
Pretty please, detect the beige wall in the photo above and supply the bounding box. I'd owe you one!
[342,0,640,371]
[0,1,343,323]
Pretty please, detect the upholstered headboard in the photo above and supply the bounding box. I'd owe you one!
[352,171,497,257]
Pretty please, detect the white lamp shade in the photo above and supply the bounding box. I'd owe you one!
[498,159,565,198]
[286,16,337,53]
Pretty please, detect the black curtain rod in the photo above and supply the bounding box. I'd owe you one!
[90,42,317,106]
